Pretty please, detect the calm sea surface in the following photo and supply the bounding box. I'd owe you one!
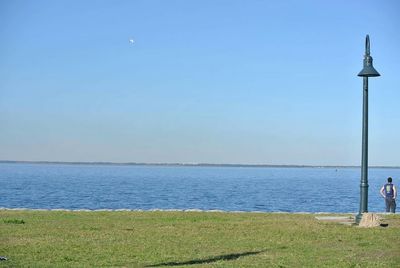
[1,163,399,213]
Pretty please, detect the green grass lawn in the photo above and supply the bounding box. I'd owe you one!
[1,210,399,267]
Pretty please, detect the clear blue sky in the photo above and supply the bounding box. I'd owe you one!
[1,0,399,165]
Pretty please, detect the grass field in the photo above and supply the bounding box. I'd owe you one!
[1,210,399,267]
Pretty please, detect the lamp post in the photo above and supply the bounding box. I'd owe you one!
[355,35,380,224]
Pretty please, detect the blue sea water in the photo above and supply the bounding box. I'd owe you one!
[0,163,398,213]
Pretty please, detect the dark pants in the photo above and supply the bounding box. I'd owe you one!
[385,198,396,213]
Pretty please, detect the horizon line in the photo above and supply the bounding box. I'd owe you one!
[1,160,400,169]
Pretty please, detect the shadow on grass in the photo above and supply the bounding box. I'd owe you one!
[145,250,266,267]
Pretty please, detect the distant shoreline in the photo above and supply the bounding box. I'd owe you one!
[1,160,399,169]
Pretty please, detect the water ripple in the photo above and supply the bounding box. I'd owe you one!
[1,163,398,213]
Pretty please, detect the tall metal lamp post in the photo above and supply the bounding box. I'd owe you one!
[355,35,380,223]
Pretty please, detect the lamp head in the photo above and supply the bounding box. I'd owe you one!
[358,35,380,77]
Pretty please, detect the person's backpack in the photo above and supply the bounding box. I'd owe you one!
[384,183,394,198]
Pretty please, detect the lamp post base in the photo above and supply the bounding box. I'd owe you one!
[355,213,363,224]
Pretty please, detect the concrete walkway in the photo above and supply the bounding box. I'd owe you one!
[315,216,355,225]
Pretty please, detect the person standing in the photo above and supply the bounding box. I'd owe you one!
[380,177,397,213]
